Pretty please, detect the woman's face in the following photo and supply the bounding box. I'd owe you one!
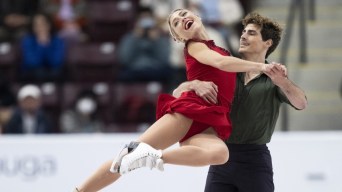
[168,9,202,42]
[33,15,50,34]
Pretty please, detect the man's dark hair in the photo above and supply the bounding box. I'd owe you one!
[242,12,283,58]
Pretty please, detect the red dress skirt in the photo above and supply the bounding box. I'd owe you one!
[156,91,232,142]
[156,39,235,142]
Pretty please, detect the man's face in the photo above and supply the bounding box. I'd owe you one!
[19,97,40,114]
[238,24,270,57]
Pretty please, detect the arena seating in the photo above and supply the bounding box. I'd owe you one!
[66,42,118,82]
[86,0,138,42]
[0,43,20,81]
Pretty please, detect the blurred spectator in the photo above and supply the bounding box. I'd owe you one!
[41,0,87,43]
[139,0,186,31]
[0,76,16,133]
[60,89,103,133]
[0,0,41,42]
[3,84,53,134]
[117,6,171,83]
[189,0,244,55]
[20,12,66,83]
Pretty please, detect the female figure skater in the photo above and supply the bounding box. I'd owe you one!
[74,8,275,192]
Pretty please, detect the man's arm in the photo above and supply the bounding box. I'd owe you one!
[265,64,308,110]
[172,80,218,104]
[277,79,308,110]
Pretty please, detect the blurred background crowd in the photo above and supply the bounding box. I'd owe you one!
[0,0,341,134]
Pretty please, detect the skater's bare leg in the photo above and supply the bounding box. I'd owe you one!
[76,161,120,192]
[162,128,229,166]
[76,115,228,192]
[76,113,192,192]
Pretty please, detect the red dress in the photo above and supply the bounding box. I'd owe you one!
[156,39,236,142]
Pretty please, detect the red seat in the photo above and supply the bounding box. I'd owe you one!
[113,82,163,104]
[109,82,164,132]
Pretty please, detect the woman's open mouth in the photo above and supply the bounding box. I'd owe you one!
[184,20,194,30]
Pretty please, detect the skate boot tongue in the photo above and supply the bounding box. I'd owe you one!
[119,142,163,175]
[110,144,129,173]
[127,141,140,152]
[110,141,142,173]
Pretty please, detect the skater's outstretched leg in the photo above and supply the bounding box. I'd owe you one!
[74,113,228,192]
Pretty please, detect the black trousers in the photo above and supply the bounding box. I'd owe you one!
[205,144,274,192]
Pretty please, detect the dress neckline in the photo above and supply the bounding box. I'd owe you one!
[185,39,215,46]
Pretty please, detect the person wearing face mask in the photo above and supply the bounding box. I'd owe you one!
[72,9,283,192]
[116,6,171,83]
[60,89,103,133]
